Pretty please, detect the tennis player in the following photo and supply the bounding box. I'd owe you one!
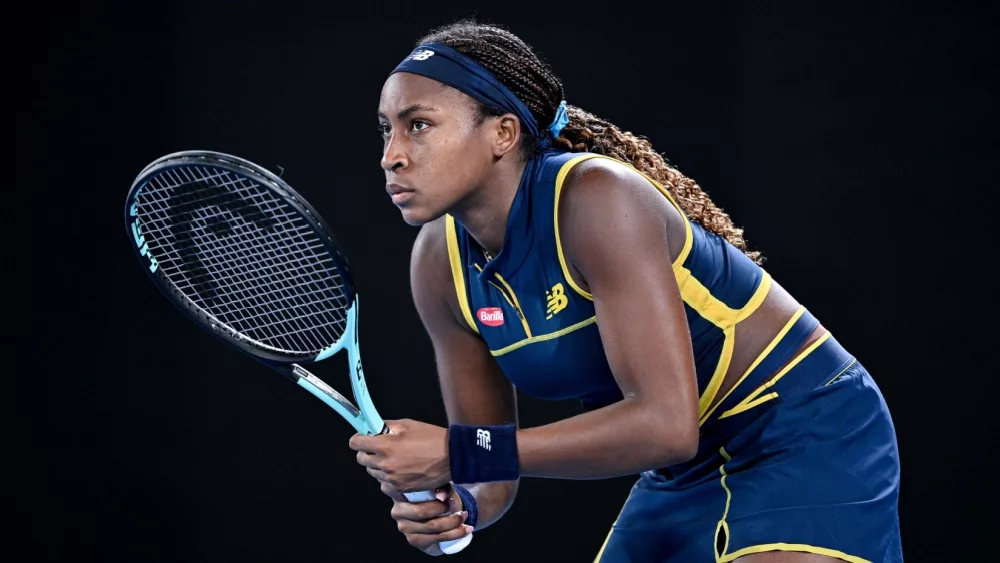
[349,20,903,562]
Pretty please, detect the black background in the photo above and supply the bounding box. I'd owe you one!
[16,1,994,561]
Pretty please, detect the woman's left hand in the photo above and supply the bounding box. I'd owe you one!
[348,419,451,492]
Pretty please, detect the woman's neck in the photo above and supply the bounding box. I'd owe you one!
[449,159,528,259]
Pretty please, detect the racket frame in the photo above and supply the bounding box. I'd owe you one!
[126,151,382,435]
[125,151,355,364]
[125,151,472,554]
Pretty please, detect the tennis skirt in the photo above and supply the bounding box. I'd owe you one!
[595,335,903,562]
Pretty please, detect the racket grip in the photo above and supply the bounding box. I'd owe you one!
[403,490,473,554]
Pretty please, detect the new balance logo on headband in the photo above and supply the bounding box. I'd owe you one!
[476,429,491,451]
[408,49,435,61]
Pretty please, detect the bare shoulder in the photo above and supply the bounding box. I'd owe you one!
[564,155,642,185]
[410,216,465,329]
[553,155,690,298]
[410,217,451,283]
[559,156,672,240]
[562,157,673,221]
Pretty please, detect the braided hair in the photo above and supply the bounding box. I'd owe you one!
[418,19,762,264]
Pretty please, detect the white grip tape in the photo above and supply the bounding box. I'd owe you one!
[404,490,473,554]
[382,428,472,554]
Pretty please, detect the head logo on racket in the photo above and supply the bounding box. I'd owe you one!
[125,151,472,555]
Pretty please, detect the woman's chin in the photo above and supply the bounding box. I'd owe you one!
[398,205,436,226]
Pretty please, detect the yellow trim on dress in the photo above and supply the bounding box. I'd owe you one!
[554,154,602,300]
[674,270,772,420]
[491,316,597,357]
[825,359,857,386]
[718,332,833,420]
[549,154,775,419]
[713,446,871,563]
[700,303,801,425]
[720,544,871,563]
[552,154,694,301]
[487,281,515,308]
[444,215,479,334]
[592,482,640,562]
[715,447,733,562]
[494,273,532,338]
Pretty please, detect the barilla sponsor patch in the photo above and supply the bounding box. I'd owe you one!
[477,307,504,327]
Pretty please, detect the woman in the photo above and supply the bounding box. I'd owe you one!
[349,20,902,562]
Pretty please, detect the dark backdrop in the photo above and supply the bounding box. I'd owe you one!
[15,1,994,561]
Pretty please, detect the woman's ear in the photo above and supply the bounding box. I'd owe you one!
[492,114,521,157]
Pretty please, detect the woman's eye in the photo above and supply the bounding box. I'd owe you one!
[411,121,429,132]
[378,123,391,135]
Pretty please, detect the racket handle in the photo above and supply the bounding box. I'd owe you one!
[403,490,473,554]
[377,427,472,554]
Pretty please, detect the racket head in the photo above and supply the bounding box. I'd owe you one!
[124,150,356,365]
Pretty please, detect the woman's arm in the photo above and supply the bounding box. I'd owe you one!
[352,161,700,488]
[408,218,520,528]
[515,159,701,478]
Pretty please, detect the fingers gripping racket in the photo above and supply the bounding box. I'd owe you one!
[124,151,472,555]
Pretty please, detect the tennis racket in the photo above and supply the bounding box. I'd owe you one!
[124,150,472,555]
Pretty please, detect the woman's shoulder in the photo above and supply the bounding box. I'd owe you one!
[556,153,659,202]
[411,216,450,276]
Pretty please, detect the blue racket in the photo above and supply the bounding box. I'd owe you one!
[124,150,472,554]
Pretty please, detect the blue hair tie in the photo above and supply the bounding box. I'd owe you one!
[549,100,569,138]
[535,100,569,151]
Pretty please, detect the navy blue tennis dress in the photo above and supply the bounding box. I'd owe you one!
[444,149,903,562]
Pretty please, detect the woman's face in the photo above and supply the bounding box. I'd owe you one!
[378,72,499,225]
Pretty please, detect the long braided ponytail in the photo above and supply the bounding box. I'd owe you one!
[419,20,761,263]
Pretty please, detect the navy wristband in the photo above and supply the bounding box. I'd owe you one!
[448,424,520,484]
[452,484,479,528]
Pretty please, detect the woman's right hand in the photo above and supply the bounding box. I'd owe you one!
[379,480,474,556]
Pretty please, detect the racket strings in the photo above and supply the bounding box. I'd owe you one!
[157,166,349,340]
[134,164,349,355]
[159,232,337,318]
[140,177,342,353]
[144,166,345,352]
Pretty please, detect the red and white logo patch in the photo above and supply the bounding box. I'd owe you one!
[477,307,504,327]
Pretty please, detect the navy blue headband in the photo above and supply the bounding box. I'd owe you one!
[391,42,569,150]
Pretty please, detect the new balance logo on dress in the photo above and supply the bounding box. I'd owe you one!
[546,282,568,319]
[476,429,491,451]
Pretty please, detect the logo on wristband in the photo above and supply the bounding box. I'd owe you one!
[476,429,491,450]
